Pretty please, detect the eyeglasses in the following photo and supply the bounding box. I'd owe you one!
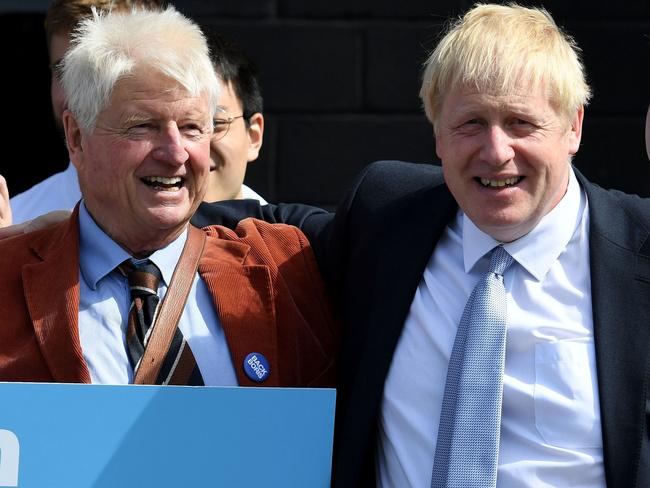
[212,112,246,141]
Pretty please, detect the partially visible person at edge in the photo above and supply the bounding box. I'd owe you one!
[0,7,337,392]
[6,0,266,227]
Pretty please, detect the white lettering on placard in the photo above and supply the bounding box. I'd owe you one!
[0,429,19,487]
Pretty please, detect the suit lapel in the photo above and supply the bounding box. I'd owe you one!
[22,211,90,383]
[582,175,650,488]
[198,232,279,386]
[358,183,456,381]
[339,178,457,479]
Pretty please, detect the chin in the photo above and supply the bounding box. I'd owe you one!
[470,209,534,241]
[146,207,192,230]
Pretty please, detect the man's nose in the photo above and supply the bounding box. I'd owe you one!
[480,125,515,166]
[152,125,189,165]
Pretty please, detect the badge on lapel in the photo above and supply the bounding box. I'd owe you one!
[243,352,270,382]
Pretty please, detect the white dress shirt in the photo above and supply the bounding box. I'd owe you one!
[377,168,606,487]
[10,162,266,224]
[77,202,238,386]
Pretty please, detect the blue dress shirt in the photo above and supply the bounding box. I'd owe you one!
[77,202,238,386]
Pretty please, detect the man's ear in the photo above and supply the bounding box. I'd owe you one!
[568,106,584,156]
[246,112,264,162]
[63,110,85,170]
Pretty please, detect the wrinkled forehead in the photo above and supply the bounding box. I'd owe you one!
[108,68,211,112]
[436,74,568,121]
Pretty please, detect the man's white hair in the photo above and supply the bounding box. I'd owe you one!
[62,6,219,132]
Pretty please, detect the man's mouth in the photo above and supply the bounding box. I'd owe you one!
[476,176,523,188]
[141,176,184,191]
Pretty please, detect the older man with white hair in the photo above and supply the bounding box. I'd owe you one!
[0,6,337,388]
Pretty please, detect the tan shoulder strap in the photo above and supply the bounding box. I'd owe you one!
[134,225,206,385]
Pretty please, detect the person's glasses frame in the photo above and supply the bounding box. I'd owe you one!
[212,110,247,141]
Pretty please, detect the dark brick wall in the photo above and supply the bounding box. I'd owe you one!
[1,1,649,208]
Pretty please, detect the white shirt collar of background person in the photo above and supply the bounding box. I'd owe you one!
[377,165,605,488]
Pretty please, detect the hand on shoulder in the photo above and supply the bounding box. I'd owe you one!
[0,209,71,239]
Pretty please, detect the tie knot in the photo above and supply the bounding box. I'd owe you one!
[118,259,162,298]
[488,246,514,276]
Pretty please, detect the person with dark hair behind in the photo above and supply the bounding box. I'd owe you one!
[201,32,266,204]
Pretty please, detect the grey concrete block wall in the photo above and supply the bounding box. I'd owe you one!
[1,0,649,205]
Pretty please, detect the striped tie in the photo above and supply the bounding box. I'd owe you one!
[431,246,514,488]
[118,259,203,385]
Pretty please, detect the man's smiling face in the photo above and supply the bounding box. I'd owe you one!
[434,82,583,242]
[64,69,213,255]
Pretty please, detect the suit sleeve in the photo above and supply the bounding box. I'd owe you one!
[192,200,331,229]
[192,200,336,280]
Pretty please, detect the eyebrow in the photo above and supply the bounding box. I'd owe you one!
[122,114,152,126]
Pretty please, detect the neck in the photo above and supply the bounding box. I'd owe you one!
[118,226,187,259]
[84,207,187,258]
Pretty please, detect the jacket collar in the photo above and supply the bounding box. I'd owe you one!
[23,205,91,383]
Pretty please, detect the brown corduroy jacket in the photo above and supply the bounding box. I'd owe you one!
[0,209,338,387]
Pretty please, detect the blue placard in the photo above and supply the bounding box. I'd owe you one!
[0,382,335,487]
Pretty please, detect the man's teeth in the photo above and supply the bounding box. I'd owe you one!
[144,176,182,185]
[480,177,520,187]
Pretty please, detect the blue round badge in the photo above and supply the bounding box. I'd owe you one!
[243,352,270,382]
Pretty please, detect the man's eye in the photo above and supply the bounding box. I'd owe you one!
[460,119,482,127]
[182,124,204,136]
[455,119,482,130]
[127,123,154,134]
[512,117,539,128]
[509,119,538,133]
[213,120,229,131]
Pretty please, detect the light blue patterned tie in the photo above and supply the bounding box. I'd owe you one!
[431,246,514,488]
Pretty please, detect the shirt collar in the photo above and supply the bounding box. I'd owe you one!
[462,166,586,281]
[78,201,188,290]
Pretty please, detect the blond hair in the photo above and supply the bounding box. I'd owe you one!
[420,3,591,127]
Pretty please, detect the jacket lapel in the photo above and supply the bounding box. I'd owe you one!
[198,232,279,386]
[22,210,90,383]
[581,174,650,488]
[354,182,457,389]
[335,177,457,485]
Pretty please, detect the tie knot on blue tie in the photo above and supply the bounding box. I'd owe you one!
[489,246,514,277]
